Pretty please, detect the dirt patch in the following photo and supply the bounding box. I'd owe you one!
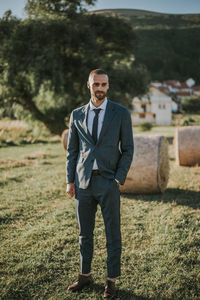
[23,152,50,160]
[0,159,33,169]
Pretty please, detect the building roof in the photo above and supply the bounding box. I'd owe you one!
[176,91,191,96]
[179,82,189,89]
[133,86,172,103]
[158,86,170,93]
[193,85,200,91]
[164,80,181,88]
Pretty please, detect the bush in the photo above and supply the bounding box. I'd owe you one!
[181,117,196,126]
[0,119,58,147]
[139,122,153,131]
[182,96,200,113]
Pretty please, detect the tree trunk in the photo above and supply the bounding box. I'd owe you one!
[16,97,67,135]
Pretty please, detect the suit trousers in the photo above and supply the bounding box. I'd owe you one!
[75,174,121,278]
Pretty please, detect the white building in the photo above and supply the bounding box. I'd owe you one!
[133,87,172,125]
[171,99,179,113]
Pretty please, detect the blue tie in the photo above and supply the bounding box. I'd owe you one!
[92,109,101,144]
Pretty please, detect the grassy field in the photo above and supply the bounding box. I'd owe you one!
[0,138,200,299]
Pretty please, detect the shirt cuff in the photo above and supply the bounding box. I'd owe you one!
[115,179,120,185]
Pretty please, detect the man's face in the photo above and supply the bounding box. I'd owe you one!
[88,74,109,101]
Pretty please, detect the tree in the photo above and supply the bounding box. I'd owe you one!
[0,1,149,135]
[25,0,96,17]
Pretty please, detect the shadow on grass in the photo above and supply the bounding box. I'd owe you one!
[85,283,151,299]
[0,175,25,186]
[0,211,23,225]
[122,188,200,209]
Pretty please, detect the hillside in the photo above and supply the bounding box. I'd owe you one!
[89,9,200,84]
[90,8,170,16]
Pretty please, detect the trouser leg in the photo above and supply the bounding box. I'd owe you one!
[75,185,97,274]
[93,177,121,278]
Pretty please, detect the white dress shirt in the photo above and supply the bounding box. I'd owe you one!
[87,98,108,170]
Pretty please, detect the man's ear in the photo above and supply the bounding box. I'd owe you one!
[87,81,90,89]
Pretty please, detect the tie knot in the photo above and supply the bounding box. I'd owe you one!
[93,108,101,116]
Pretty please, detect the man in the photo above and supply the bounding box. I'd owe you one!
[66,69,134,298]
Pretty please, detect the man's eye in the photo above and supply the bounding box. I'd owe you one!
[102,83,107,87]
[94,83,100,87]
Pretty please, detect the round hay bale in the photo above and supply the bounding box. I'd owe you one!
[120,135,169,194]
[175,126,200,166]
[61,129,69,150]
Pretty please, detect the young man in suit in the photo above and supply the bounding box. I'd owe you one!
[66,69,134,298]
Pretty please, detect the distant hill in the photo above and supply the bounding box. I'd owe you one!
[91,8,175,16]
[89,9,200,84]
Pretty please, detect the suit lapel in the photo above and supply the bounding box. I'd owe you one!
[79,103,94,145]
[78,99,116,145]
[98,100,116,143]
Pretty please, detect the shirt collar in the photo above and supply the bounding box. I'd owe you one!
[89,97,108,111]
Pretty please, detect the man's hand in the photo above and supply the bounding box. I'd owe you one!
[66,183,76,197]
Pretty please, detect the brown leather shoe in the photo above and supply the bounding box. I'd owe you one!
[104,279,117,298]
[68,274,93,292]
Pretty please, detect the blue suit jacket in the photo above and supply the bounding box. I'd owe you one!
[66,99,134,189]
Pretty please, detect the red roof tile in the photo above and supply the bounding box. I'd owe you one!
[179,82,189,89]
[193,86,200,91]
[164,80,181,88]
[176,91,191,96]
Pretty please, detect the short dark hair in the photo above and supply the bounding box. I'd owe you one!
[88,69,108,81]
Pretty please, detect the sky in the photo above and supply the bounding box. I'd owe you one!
[0,0,200,19]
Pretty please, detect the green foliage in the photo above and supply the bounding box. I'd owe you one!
[130,14,200,84]
[0,4,149,135]
[25,0,96,17]
[95,10,200,84]
[135,27,200,84]
[135,15,200,84]
[139,122,153,131]
[181,96,200,113]
[181,117,196,126]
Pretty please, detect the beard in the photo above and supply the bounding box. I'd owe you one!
[94,91,106,101]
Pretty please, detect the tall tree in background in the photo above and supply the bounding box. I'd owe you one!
[25,0,96,16]
[0,0,149,135]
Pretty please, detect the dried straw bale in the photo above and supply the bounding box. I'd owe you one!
[61,129,69,150]
[175,126,200,166]
[120,135,169,194]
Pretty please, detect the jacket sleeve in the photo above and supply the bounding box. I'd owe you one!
[66,110,79,183]
[115,109,134,185]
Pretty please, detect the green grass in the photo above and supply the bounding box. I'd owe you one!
[0,141,200,299]
[133,125,176,137]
